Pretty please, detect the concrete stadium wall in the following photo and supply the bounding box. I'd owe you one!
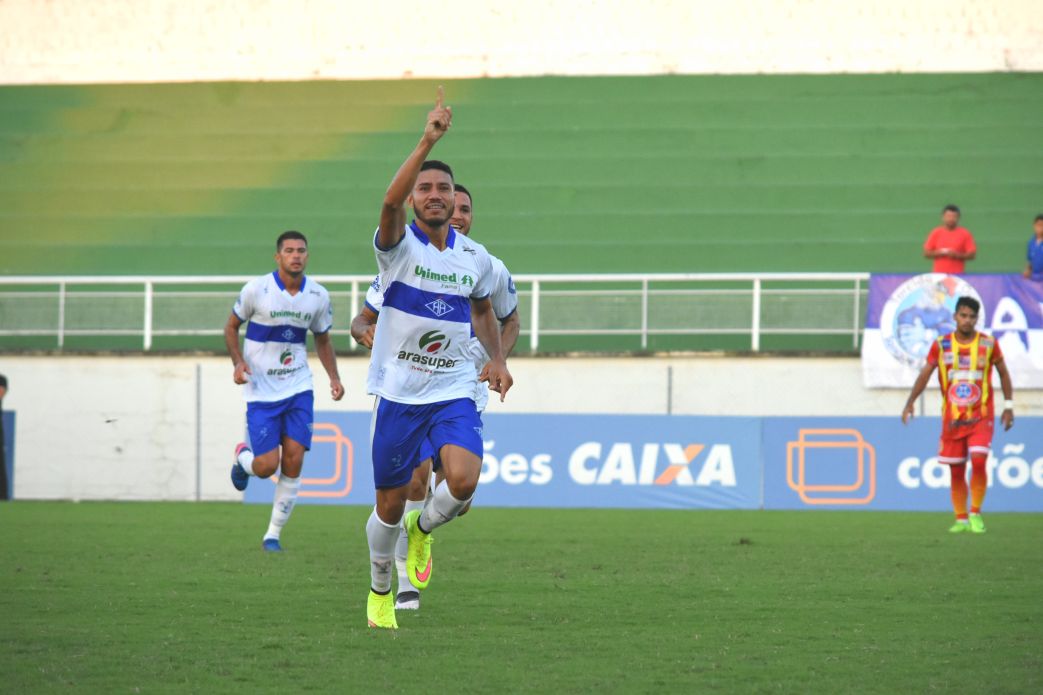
[2,354,1040,501]
[2,0,1041,84]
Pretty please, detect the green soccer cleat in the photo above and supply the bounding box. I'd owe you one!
[403,510,434,590]
[367,590,398,629]
[969,514,986,534]
[949,521,970,534]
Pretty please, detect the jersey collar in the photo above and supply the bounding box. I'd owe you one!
[272,270,306,292]
[410,220,456,249]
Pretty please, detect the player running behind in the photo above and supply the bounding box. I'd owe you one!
[901,296,1014,534]
[351,183,520,610]
[363,88,513,629]
[224,231,345,551]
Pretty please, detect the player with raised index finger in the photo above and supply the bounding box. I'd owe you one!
[363,88,513,629]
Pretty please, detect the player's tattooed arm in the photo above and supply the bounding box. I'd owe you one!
[378,87,453,251]
[223,313,251,385]
[901,363,935,424]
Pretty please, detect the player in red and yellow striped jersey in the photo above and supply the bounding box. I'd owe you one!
[902,296,1014,533]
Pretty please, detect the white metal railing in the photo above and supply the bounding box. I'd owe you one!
[0,273,870,352]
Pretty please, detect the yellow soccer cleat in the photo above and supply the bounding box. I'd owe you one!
[949,521,969,534]
[969,514,986,534]
[367,590,398,629]
[404,510,434,590]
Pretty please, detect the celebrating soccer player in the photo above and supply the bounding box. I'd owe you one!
[362,88,513,629]
[901,296,1014,534]
[351,182,520,611]
[223,231,344,551]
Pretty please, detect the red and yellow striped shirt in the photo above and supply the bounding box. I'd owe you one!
[926,331,1004,436]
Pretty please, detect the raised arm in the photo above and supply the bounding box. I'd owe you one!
[901,363,936,424]
[378,87,453,250]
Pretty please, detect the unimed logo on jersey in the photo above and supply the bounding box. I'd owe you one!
[414,264,473,287]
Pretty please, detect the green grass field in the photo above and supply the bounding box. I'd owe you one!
[2,502,1041,693]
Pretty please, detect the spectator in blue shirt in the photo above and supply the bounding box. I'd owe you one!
[1025,214,1043,282]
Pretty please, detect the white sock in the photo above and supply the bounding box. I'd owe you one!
[263,474,300,540]
[418,481,471,534]
[395,499,426,594]
[366,507,400,593]
[237,448,256,476]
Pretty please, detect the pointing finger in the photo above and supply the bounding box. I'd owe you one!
[435,85,444,109]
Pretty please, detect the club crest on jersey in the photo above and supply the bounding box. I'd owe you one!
[281,328,297,341]
[418,330,451,354]
[948,381,981,407]
[425,298,454,317]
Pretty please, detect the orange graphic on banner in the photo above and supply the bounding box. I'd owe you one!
[654,444,704,485]
[786,428,876,505]
[272,422,353,498]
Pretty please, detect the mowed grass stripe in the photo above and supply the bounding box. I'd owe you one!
[0,502,1040,693]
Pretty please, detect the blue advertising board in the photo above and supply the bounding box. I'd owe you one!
[245,413,763,510]
[245,413,1043,512]
[762,417,1043,511]
[476,414,762,509]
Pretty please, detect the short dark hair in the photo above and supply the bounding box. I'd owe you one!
[955,296,980,315]
[942,204,961,216]
[420,159,454,181]
[1034,213,1043,223]
[276,230,307,251]
[454,183,473,206]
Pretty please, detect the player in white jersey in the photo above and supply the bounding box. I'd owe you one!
[351,183,519,610]
[223,231,344,552]
[364,88,513,629]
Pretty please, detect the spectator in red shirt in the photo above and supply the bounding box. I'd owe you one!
[924,204,976,275]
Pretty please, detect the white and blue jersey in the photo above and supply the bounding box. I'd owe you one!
[365,246,517,413]
[233,271,334,403]
[367,222,495,405]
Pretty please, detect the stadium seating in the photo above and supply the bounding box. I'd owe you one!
[1,74,1040,278]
